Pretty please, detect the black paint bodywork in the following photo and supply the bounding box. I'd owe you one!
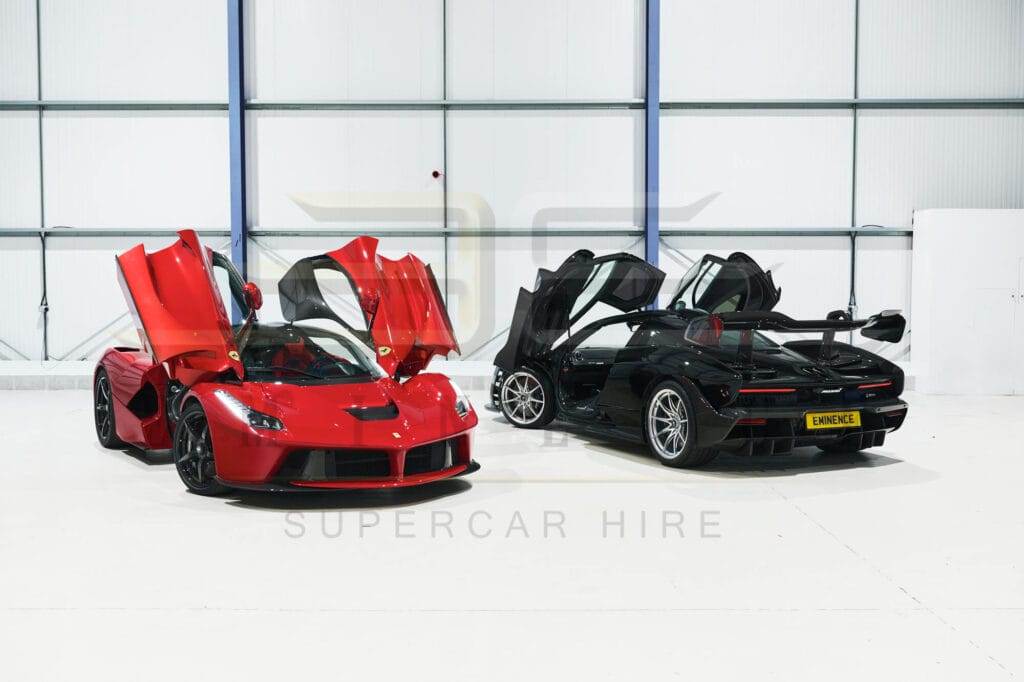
[492,251,909,456]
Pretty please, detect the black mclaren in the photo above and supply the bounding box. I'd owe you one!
[491,250,909,468]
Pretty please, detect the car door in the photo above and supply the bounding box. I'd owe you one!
[668,252,781,314]
[117,229,247,385]
[556,318,640,418]
[494,250,665,372]
[278,236,458,378]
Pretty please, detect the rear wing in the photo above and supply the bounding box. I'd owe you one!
[686,309,906,363]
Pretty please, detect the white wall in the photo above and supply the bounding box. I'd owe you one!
[40,0,227,100]
[1,0,1023,364]
[0,0,38,100]
[661,0,854,99]
[660,110,852,228]
[447,0,643,100]
[859,0,1024,99]
[245,0,442,101]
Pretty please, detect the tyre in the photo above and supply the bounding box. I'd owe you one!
[93,368,126,448]
[173,402,229,496]
[498,368,556,429]
[644,380,718,468]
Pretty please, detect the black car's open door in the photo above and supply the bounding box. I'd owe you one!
[494,250,664,371]
[668,252,781,314]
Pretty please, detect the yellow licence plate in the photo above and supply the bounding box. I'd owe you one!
[805,410,861,430]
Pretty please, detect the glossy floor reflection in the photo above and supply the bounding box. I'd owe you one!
[1,389,1021,680]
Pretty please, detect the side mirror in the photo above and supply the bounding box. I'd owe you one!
[861,310,905,343]
[243,281,263,311]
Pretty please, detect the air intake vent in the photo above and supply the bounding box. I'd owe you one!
[345,402,399,421]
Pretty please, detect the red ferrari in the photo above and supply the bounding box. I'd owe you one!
[93,229,479,495]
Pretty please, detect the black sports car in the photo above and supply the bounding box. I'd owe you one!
[491,250,909,468]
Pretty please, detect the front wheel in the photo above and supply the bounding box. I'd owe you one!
[94,368,125,449]
[644,380,717,468]
[499,368,556,429]
[173,402,229,496]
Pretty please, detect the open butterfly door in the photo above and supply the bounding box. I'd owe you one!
[278,236,459,378]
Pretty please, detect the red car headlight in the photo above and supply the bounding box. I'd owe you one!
[448,378,472,418]
[215,389,284,431]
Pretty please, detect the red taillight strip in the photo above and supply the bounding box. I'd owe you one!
[736,418,767,426]
[858,381,893,390]
[738,388,796,394]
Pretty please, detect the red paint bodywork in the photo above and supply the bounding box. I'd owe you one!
[96,230,478,491]
[326,236,459,378]
[116,229,243,385]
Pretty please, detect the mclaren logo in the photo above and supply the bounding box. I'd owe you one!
[819,387,842,394]
[378,346,392,356]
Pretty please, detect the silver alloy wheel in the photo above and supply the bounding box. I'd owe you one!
[647,387,689,460]
[95,374,113,441]
[501,371,545,426]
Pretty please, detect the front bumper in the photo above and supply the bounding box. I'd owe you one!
[696,399,909,455]
[220,459,480,492]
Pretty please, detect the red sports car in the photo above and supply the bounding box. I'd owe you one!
[93,229,479,495]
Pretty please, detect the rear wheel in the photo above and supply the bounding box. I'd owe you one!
[173,402,229,496]
[644,380,717,468]
[499,368,556,429]
[93,368,125,448]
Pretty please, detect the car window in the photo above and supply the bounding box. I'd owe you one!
[312,267,367,332]
[569,261,615,319]
[690,261,721,308]
[576,321,635,350]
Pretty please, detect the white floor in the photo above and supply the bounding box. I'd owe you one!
[1,389,1021,681]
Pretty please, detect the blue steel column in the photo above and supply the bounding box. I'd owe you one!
[644,0,660,267]
[227,0,248,308]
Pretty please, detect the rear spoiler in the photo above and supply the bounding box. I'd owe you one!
[687,309,906,363]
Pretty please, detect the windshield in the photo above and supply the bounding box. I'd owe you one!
[240,323,386,384]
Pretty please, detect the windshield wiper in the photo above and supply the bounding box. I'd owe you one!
[249,365,325,380]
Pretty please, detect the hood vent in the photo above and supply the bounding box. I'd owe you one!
[345,401,399,421]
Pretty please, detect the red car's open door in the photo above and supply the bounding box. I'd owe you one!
[117,229,246,385]
[278,236,459,377]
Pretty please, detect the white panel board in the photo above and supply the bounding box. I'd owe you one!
[40,0,227,100]
[660,111,852,228]
[659,236,850,325]
[446,110,642,229]
[859,0,1024,98]
[447,0,643,99]
[661,0,855,99]
[447,234,644,362]
[245,0,443,100]
[0,0,38,99]
[0,237,43,360]
[248,111,444,229]
[42,112,229,229]
[0,111,41,227]
[44,235,231,360]
[856,110,1024,227]
[911,209,1024,394]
